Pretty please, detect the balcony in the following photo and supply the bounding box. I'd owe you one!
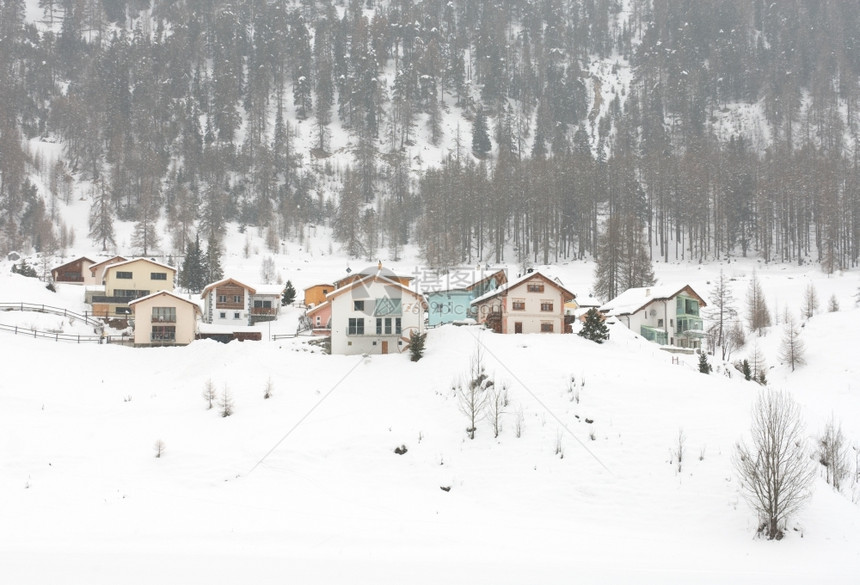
[676,316,705,337]
[640,325,668,345]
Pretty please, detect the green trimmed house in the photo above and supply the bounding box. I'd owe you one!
[600,285,707,350]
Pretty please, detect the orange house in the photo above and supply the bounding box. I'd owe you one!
[304,283,334,308]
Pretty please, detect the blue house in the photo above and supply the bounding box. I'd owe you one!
[425,269,507,327]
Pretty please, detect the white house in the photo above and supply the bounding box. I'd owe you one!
[470,270,575,334]
[326,266,426,355]
[600,284,707,349]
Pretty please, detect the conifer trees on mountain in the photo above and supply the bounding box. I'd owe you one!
[2,0,860,269]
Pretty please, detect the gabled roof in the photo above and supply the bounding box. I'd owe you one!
[200,277,256,298]
[470,270,576,305]
[88,255,127,275]
[306,299,330,318]
[129,290,202,314]
[106,257,176,273]
[52,256,96,272]
[600,284,707,316]
[465,269,508,292]
[326,269,426,305]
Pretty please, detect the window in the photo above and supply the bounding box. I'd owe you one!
[115,289,149,299]
[115,306,131,315]
[540,302,554,312]
[657,318,664,327]
[151,307,176,323]
[315,316,321,326]
[527,283,544,293]
[218,295,227,303]
[151,325,176,342]
[233,312,241,319]
[151,272,167,281]
[254,300,272,308]
[219,312,226,319]
[348,318,364,335]
[116,271,132,279]
[540,322,554,333]
[374,297,401,316]
[376,318,382,335]
[354,300,365,311]
[233,295,242,303]
[512,300,525,311]
[395,318,401,335]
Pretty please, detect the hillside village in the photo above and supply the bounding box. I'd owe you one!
[10,252,712,358]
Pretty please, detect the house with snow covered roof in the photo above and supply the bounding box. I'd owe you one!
[325,263,426,355]
[200,278,281,326]
[51,256,95,285]
[129,290,201,346]
[600,284,707,350]
[90,258,176,320]
[470,270,575,334]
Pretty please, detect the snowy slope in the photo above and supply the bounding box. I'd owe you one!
[1,260,859,584]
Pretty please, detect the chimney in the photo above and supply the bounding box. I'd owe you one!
[645,288,651,296]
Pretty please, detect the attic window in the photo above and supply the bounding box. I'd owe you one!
[527,283,544,293]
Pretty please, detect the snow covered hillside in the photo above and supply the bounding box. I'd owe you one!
[1,255,859,584]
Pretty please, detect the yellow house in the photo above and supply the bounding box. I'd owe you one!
[92,258,176,319]
[129,291,201,346]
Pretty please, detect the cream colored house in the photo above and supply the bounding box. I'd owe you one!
[471,270,575,334]
[91,258,176,319]
[129,291,201,346]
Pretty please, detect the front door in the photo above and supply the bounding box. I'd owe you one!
[514,322,523,334]
[381,341,389,354]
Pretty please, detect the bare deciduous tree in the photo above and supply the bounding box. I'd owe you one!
[734,390,815,540]
[486,382,508,438]
[819,416,849,492]
[706,269,739,360]
[202,379,217,410]
[456,349,492,440]
[746,270,772,333]
[264,377,274,400]
[153,439,166,458]
[779,314,806,372]
[219,385,234,418]
[802,283,819,320]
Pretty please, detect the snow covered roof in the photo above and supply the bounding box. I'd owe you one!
[470,270,575,305]
[106,257,176,273]
[600,284,706,316]
[128,290,202,313]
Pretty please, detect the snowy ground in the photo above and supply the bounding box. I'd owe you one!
[2,247,860,584]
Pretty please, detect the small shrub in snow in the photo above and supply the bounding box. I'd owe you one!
[263,377,274,399]
[153,439,166,458]
[697,351,711,374]
[827,294,839,313]
[675,428,686,473]
[219,385,234,417]
[202,379,217,410]
[394,445,408,455]
[555,431,564,459]
[514,409,524,438]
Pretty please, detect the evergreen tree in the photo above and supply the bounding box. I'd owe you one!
[88,177,116,251]
[409,330,427,362]
[281,280,296,306]
[578,308,609,343]
[742,359,752,381]
[698,351,711,374]
[472,107,491,158]
[179,234,206,293]
[205,235,224,283]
